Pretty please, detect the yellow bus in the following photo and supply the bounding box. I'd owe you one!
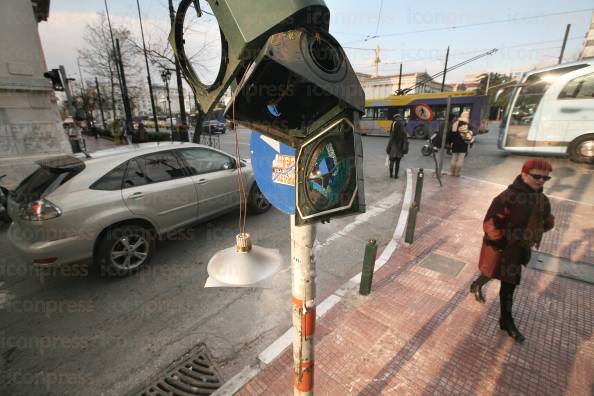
[359,92,488,138]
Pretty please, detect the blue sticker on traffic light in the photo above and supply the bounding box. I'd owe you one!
[250,132,296,215]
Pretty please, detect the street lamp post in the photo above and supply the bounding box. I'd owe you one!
[161,69,174,142]
[168,0,188,137]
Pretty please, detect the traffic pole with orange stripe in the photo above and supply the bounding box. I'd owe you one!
[290,216,316,396]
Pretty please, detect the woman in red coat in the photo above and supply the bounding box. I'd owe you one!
[470,159,555,343]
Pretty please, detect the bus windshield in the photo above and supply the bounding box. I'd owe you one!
[510,64,589,128]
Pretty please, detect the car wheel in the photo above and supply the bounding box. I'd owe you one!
[97,225,155,277]
[414,125,428,139]
[568,134,594,163]
[248,183,271,214]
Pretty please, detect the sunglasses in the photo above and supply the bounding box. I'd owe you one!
[528,173,551,181]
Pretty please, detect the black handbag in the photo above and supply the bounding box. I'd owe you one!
[401,140,409,154]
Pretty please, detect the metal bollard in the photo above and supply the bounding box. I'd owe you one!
[414,168,424,211]
[405,202,418,244]
[359,239,378,296]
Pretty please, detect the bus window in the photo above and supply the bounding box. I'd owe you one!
[432,105,447,120]
[510,74,548,126]
[376,107,389,119]
[558,73,594,99]
[388,106,408,120]
[450,106,461,118]
[362,107,389,119]
[462,105,473,114]
[403,107,411,122]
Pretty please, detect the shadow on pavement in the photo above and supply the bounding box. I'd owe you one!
[356,279,470,396]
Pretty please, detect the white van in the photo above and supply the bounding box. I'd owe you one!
[498,59,594,163]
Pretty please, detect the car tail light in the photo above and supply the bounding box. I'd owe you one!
[19,199,62,221]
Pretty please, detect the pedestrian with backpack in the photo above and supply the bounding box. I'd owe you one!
[446,111,474,177]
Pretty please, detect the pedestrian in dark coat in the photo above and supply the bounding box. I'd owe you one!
[386,114,408,179]
[470,159,555,343]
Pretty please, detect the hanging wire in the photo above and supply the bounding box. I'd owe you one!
[230,62,253,235]
[374,0,383,37]
[343,7,592,45]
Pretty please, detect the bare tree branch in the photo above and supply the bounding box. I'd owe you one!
[77,12,142,121]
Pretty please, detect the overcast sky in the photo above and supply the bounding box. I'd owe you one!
[39,0,593,85]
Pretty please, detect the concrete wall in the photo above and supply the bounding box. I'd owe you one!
[0,0,71,187]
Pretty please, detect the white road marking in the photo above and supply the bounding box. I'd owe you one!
[315,190,402,251]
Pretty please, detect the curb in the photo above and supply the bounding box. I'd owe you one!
[212,168,415,396]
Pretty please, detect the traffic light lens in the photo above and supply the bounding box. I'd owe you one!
[308,33,343,74]
[267,104,282,118]
[301,118,356,212]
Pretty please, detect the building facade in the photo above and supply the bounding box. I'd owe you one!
[580,11,594,60]
[135,83,197,118]
[356,72,450,100]
[0,0,71,186]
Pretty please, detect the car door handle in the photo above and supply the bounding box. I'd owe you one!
[128,192,145,200]
[197,179,208,185]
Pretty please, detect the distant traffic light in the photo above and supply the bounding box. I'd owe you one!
[43,69,64,91]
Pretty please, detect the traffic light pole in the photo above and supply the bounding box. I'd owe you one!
[164,78,174,141]
[438,95,452,176]
[290,218,317,396]
[115,38,134,142]
[168,0,188,138]
[59,65,77,118]
[95,77,106,129]
[137,0,159,132]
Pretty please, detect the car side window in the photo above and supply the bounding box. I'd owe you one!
[123,159,148,188]
[90,162,128,191]
[178,148,234,175]
[558,73,594,99]
[136,151,186,183]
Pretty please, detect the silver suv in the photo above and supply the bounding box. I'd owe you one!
[7,143,270,276]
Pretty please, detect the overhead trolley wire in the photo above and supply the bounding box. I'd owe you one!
[342,8,593,44]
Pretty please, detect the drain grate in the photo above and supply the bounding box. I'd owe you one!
[136,345,223,396]
[418,252,466,277]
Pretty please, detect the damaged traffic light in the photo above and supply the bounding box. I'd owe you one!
[170,0,365,224]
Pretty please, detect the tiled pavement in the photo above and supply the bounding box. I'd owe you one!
[82,135,118,152]
[236,171,594,395]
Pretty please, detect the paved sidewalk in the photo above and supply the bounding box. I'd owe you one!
[235,171,594,395]
[82,136,118,152]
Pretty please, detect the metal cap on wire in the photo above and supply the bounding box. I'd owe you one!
[236,232,252,252]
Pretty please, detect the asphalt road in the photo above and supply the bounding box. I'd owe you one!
[0,124,592,395]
